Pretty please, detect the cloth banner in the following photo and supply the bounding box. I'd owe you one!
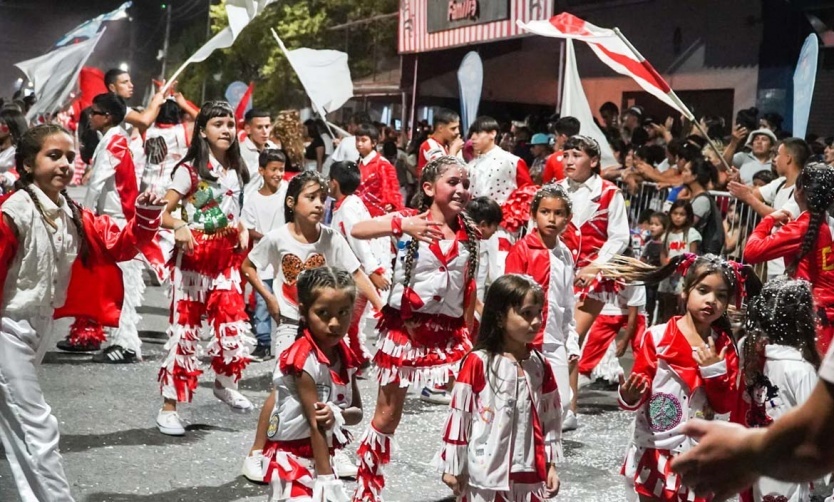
[792,33,819,139]
[457,51,483,136]
[561,39,619,169]
[271,30,353,116]
[16,32,104,121]
[164,0,276,91]
[54,1,131,48]
[519,12,694,120]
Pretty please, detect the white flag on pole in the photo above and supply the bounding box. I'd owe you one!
[519,12,694,120]
[16,32,105,121]
[164,0,275,90]
[54,1,131,48]
[272,30,353,116]
[560,39,619,169]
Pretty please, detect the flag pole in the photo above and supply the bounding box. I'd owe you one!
[613,28,732,173]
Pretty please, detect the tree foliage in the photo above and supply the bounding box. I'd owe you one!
[169,0,398,111]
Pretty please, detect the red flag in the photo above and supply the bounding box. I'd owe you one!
[69,66,108,130]
[518,13,694,120]
[235,81,254,128]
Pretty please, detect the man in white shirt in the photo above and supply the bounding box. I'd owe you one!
[724,127,776,184]
[105,68,165,133]
[728,137,809,280]
[239,109,276,198]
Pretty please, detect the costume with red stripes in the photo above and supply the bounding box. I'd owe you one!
[354,213,475,501]
[505,229,579,416]
[330,194,392,366]
[744,212,834,356]
[158,160,254,403]
[416,137,448,179]
[619,318,739,501]
[66,126,146,353]
[357,151,403,217]
[434,350,562,502]
[263,330,358,501]
[578,285,647,378]
[558,174,630,302]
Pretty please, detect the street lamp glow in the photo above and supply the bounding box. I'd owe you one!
[119,62,129,72]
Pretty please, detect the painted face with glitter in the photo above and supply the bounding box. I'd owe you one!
[426,162,471,213]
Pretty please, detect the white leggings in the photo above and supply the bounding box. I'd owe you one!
[0,316,74,501]
[542,341,573,417]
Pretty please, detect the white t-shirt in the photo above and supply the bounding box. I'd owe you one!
[658,228,702,293]
[240,184,288,279]
[733,152,773,184]
[600,284,647,316]
[759,176,800,276]
[247,224,360,320]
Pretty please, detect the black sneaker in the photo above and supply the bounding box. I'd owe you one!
[57,339,101,353]
[250,345,273,362]
[92,345,139,364]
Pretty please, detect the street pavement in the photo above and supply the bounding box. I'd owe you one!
[0,277,635,502]
[1,184,636,501]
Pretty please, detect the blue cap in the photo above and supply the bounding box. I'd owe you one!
[530,133,552,145]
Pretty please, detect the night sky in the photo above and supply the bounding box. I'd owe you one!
[0,0,208,105]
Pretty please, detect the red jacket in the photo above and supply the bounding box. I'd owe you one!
[744,212,834,309]
[505,230,551,347]
[358,152,403,217]
[0,196,161,326]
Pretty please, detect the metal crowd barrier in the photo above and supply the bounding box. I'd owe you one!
[616,180,767,279]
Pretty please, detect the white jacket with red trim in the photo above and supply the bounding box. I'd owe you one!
[619,318,739,452]
[436,349,562,491]
[330,194,392,281]
[84,126,138,222]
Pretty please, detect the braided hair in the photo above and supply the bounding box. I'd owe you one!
[787,162,834,276]
[14,124,91,266]
[296,266,357,339]
[401,155,479,287]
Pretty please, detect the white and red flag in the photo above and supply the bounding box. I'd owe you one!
[518,12,694,120]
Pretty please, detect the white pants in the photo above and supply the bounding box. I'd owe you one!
[542,341,573,417]
[273,322,299,360]
[0,316,74,501]
[105,259,145,357]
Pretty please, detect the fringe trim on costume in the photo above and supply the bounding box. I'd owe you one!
[108,260,145,356]
[372,328,472,388]
[263,446,316,500]
[206,320,256,379]
[159,322,203,402]
[67,317,107,346]
[590,340,624,384]
[435,382,476,476]
[353,425,396,502]
[540,388,564,463]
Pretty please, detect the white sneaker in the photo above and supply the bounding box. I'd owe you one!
[562,410,578,432]
[213,386,254,413]
[420,386,452,405]
[333,449,358,479]
[241,450,266,484]
[156,409,186,436]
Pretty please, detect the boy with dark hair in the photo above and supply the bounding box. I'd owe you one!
[467,115,533,287]
[543,116,582,183]
[240,148,288,361]
[241,109,276,197]
[417,108,463,177]
[59,93,144,363]
[355,123,403,216]
[104,68,165,131]
[465,196,503,304]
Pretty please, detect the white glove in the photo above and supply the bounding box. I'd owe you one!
[326,402,348,445]
[566,331,581,359]
[312,474,350,502]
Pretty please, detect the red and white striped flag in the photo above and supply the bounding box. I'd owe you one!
[519,13,694,120]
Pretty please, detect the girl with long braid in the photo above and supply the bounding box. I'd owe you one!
[349,155,480,501]
[0,124,164,500]
[743,162,834,355]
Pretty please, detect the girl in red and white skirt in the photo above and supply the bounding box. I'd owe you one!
[611,253,761,501]
[156,101,255,436]
[263,266,364,502]
[349,155,480,501]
